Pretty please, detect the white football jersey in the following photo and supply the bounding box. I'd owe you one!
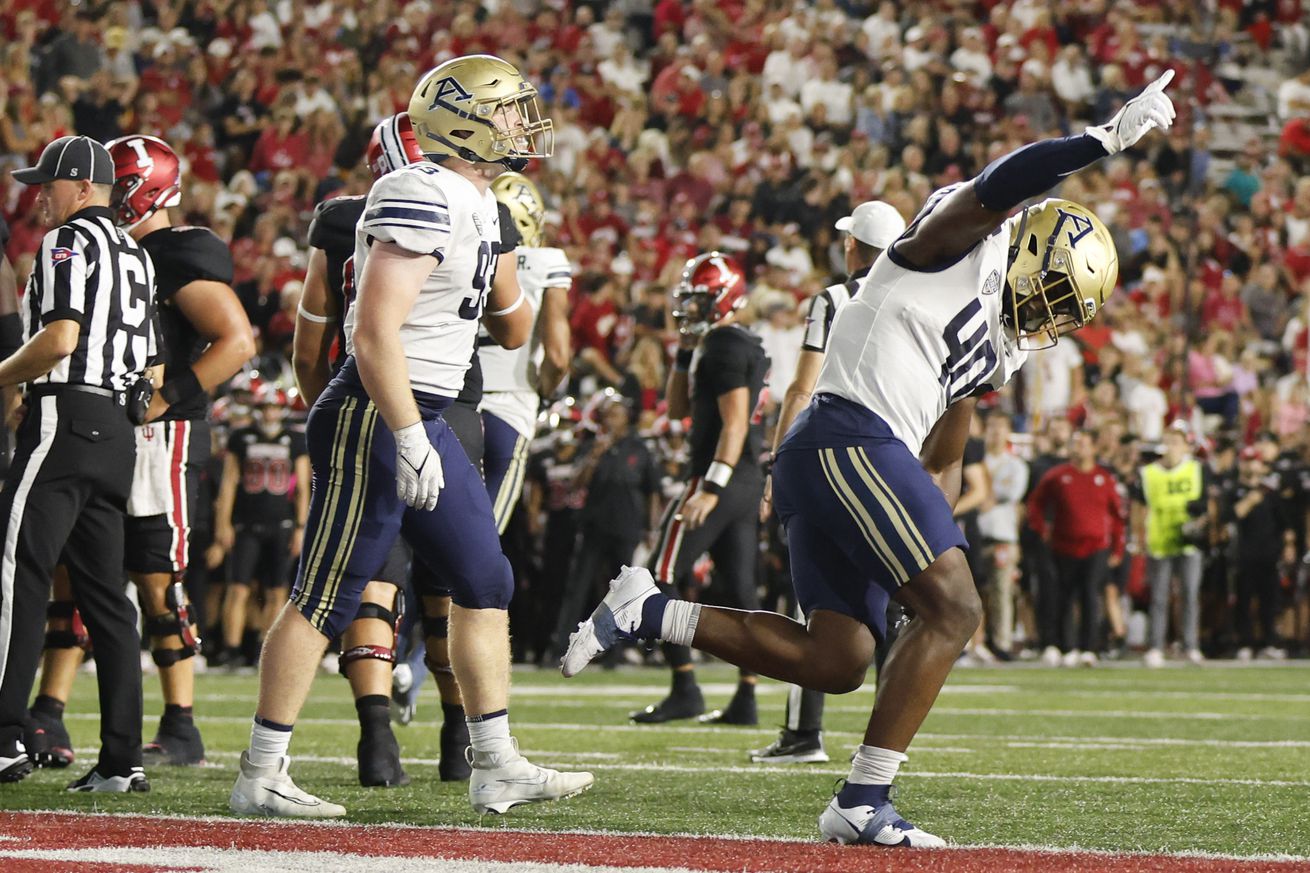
[815,187,1028,456]
[479,246,572,438]
[346,162,500,397]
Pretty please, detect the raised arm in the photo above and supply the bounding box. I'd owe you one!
[896,72,1175,271]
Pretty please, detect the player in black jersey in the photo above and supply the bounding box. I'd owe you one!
[635,253,770,725]
[27,136,254,769]
[212,384,309,664]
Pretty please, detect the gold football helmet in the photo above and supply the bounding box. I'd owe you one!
[491,172,546,248]
[409,55,553,171]
[1006,199,1118,350]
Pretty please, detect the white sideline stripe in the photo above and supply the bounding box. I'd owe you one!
[180,750,1310,789]
[15,810,1310,864]
[0,847,696,873]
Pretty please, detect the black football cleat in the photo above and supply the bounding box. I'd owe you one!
[67,766,150,793]
[630,687,706,724]
[358,724,410,788]
[26,710,74,769]
[143,715,207,767]
[438,717,471,782]
[697,688,758,726]
[750,729,829,763]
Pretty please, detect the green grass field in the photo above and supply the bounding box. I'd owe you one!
[2,661,1307,859]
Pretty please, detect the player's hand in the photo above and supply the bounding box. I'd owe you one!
[394,421,444,511]
[759,473,773,523]
[214,522,235,551]
[1086,69,1176,154]
[1108,552,1122,569]
[205,542,225,570]
[5,399,25,431]
[143,390,170,424]
[677,491,719,530]
[289,526,304,558]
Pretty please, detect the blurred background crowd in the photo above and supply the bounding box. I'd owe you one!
[1,0,1309,666]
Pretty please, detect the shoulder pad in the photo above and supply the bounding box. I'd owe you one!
[151,226,235,285]
[309,196,366,252]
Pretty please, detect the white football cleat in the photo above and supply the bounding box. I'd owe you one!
[468,742,594,814]
[229,752,346,818]
[1143,648,1165,669]
[560,565,660,678]
[819,791,945,848]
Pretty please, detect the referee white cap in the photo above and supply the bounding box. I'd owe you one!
[835,201,907,249]
[12,136,115,186]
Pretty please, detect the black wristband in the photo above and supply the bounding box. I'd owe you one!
[702,479,723,495]
[674,348,694,372]
[160,368,203,407]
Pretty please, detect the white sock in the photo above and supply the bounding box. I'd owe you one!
[660,600,702,646]
[848,744,908,785]
[466,709,515,759]
[248,719,292,769]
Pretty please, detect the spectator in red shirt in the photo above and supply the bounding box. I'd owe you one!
[249,109,309,181]
[1027,429,1126,664]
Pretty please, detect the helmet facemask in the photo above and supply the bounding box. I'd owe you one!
[672,291,714,336]
[416,84,553,170]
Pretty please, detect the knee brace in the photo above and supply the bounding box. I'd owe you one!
[143,579,202,667]
[421,613,453,676]
[338,601,399,676]
[45,601,89,651]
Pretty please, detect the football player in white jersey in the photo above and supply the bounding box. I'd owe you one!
[751,200,905,766]
[480,172,571,532]
[231,54,593,818]
[564,72,1175,845]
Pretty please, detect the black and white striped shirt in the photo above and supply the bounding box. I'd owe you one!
[23,206,156,391]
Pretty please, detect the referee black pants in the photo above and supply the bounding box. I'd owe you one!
[0,391,140,772]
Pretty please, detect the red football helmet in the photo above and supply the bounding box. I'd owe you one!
[672,252,748,336]
[366,112,423,179]
[105,135,182,228]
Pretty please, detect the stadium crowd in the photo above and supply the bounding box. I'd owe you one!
[1,0,1309,668]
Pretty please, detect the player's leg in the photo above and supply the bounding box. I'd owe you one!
[632,480,714,723]
[231,394,399,818]
[482,411,530,535]
[565,443,970,846]
[340,574,409,788]
[750,598,830,764]
[1078,551,1108,661]
[699,480,763,726]
[219,527,260,666]
[405,414,592,813]
[255,526,295,660]
[27,566,81,769]
[133,418,209,765]
[410,563,470,782]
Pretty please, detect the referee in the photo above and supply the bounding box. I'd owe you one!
[0,136,157,792]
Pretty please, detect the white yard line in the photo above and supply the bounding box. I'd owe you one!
[176,749,1310,789]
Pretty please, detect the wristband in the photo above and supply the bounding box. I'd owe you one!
[703,460,733,495]
[488,290,525,317]
[674,348,694,372]
[160,368,203,406]
[297,303,336,324]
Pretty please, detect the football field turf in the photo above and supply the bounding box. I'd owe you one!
[1,661,1307,869]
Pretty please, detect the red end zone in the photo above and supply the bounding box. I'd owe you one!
[1,812,1306,873]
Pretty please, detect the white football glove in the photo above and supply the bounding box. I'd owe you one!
[393,421,444,511]
[1086,69,1176,155]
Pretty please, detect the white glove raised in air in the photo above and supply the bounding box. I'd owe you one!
[1086,69,1176,155]
[393,421,444,511]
